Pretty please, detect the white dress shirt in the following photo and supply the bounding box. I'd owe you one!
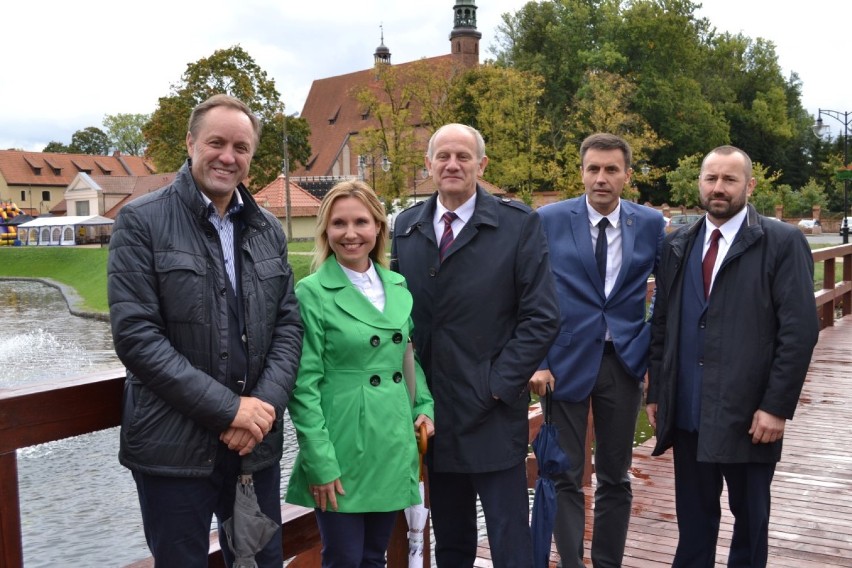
[434,193,476,243]
[339,259,386,312]
[702,207,748,296]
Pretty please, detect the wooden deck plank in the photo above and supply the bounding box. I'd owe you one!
[477,316,852,567]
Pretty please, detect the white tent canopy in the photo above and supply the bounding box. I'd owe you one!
[17,215,114,246]
[17,215,114,228]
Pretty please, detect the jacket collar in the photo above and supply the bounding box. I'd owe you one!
[175,160,268,231]
[315,257,411,329]
[670,204,763,260]
[405,185,499,242]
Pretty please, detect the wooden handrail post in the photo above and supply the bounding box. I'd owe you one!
[843,251,852,317]
[0,452,23,568]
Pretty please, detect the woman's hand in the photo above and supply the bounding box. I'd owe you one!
[309,478,345,512]
[414,414,435,438]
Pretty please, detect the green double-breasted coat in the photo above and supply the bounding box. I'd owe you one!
[285,258,434,512]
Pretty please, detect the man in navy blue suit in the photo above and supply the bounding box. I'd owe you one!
[530,133,665,567]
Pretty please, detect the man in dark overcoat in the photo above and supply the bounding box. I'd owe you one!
[646,145,819,567]
[391,123,559,567]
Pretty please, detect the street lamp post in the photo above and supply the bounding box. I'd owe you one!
[358,154,391,189]
[813,109,850,244]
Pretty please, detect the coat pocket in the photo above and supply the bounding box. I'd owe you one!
[154,250,208,323]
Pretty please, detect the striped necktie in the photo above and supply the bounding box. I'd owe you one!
[439,211,458,262]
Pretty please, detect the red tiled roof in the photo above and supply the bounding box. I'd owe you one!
[293,55,458,179]
[91,173,177,218]
[0,150,155,187]
[254,175,321,218]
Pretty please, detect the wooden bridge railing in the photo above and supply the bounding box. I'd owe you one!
[1,243,850,567]
[812,243,852,329]
[0,369,334,568]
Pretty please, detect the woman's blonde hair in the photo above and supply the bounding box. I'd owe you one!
[312,180,389,272]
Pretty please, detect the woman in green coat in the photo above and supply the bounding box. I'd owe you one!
[285,180,434,566]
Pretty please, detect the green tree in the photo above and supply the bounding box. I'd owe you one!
[103,113,150,156]
[492,0,811,208]
[748,162,783,216]
[350,58,473,202]
[796,179,829,218]
[451,64,556,194]
[495,0,604,155]
[42,141,70,153]
[666,153,702,207]
[69,127,111,155]
[562,70,666,201]
[405,57,466,139]
[143,45,310,188]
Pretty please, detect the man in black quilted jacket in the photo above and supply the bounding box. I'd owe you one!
[108,94,302,567]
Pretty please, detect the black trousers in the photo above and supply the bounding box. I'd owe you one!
[132,446,282,567]
[429,462,533,567]
[672,429,776,568]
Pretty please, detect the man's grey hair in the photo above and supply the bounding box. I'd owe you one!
[426,124,486,161]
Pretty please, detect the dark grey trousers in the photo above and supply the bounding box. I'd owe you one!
[551,350,643,568]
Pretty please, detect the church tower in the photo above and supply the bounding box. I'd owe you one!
[449,0,481,69]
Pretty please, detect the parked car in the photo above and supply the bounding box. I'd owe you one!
[666,214,703,233]
[798,219,820,230]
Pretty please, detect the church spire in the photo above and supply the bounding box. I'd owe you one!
[374,23,391,65]
[449,1,481,69]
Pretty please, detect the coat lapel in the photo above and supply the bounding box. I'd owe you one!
[610,205,634,298]
[316,257,410,330]
[568,199,604,297]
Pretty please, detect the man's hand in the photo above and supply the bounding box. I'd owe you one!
[749,409,786,444]
[220,427,259,456]
[528,369,555,397]
[646,403,658,430]
[230,396,275,443]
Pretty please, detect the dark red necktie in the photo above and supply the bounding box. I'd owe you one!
[703,229,721,299]
[439,211,458,262]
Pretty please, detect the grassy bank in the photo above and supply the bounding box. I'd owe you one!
[0,243,316,314]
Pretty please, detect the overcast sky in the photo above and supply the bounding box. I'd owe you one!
[1,0,849,152]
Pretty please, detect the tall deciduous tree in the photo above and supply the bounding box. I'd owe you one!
[42,141,70,153]
[452,63,556,196]
[352,61,451,203]
[494,0,599,153]
[562,71,666,201]
[69,127,111,155]
[103,113,150,156]
[143,45,310,189]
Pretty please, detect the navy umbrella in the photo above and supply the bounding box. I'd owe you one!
[530,385,571,568]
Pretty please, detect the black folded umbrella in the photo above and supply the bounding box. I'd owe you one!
[530,385,571,568]
[222,473,279,568]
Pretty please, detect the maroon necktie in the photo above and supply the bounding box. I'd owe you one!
[439,211,458,262]
[702,229,721,299]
